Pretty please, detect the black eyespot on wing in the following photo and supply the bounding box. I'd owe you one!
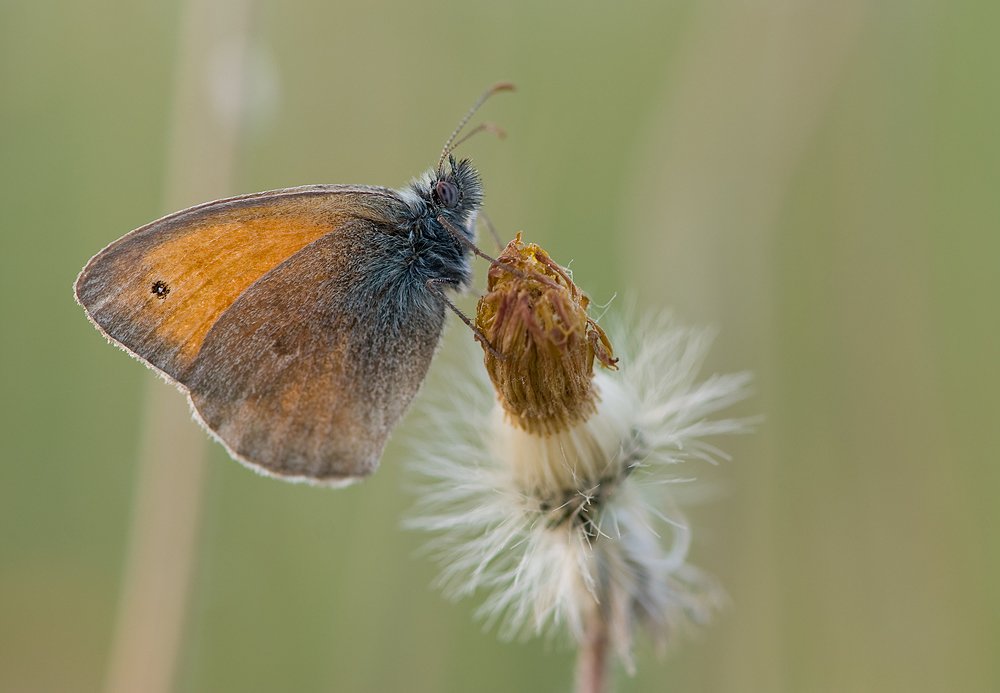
[432,180,460,208]
[151,280,170,299]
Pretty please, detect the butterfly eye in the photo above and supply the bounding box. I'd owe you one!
[432,180,460,208]
[151,280,171,299]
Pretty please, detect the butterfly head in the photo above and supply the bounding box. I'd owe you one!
[401,155,481,234]
[409,82,512,235]
[397,84,512,284]
[425,155,483,226]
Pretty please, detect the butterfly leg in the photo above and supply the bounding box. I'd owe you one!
[477,210,504,252]
[436,215,530,282]
[425,278,504,359]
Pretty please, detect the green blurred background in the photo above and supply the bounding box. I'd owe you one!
[3,0,998,691]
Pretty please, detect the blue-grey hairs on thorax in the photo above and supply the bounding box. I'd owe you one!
[338,155,484,333]
[397,155,483,291]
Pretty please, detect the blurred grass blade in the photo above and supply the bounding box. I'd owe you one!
[102,0,253,692]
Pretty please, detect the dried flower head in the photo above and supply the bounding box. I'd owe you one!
[409,235,752,682]
[476,233,617,436]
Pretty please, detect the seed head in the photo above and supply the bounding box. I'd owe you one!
[410,236,753,674]
[476,233,617,436]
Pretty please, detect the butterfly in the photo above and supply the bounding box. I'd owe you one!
[75,83,513,486]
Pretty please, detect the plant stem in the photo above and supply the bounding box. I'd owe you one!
[102,0,251,691]
[103,392,207,693]
[575,608,611,693]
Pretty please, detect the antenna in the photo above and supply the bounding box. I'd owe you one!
[437,82,515,172]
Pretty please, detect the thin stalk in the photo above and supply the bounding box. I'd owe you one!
[101,0,252,691]
[575,608,612,693]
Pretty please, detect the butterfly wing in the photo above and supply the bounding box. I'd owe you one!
[185,221,446,483]
[76,185,398,379]
[76,186,446,484]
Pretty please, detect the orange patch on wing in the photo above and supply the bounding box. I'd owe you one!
[78,189,394,380]
[141,204,353,367]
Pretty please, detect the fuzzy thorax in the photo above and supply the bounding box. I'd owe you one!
[476,234,617,439]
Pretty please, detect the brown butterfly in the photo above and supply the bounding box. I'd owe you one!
[75,83,513,486]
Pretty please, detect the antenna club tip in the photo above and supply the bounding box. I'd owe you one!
[491,81,517,94]
[483,122,508,140]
